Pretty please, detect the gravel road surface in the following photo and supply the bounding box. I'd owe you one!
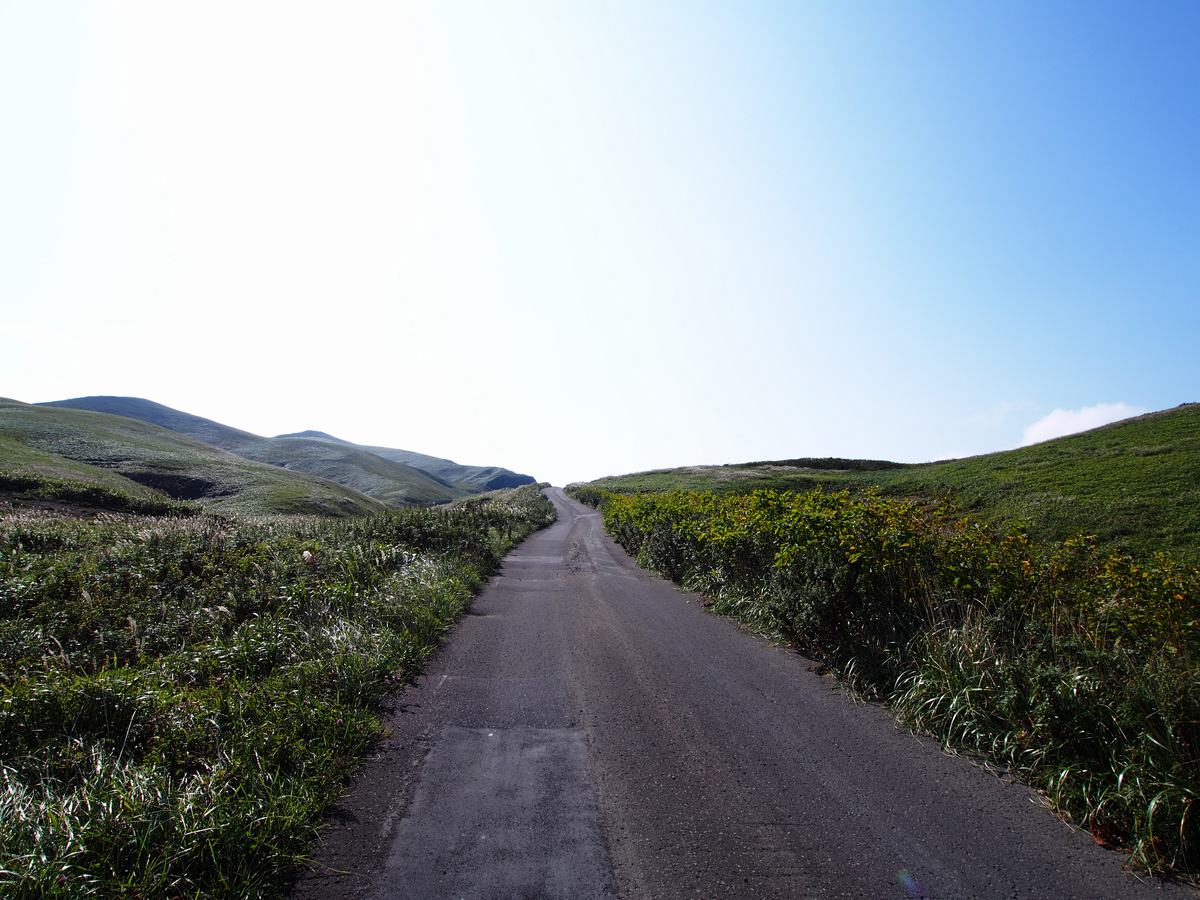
[290,488,1187,899]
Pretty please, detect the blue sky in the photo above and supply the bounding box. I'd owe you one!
[2,2,1197,486]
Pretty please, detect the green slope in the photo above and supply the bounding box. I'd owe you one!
[363,449,536,492]
[39,397,469,506]
[1,398,385,517]
[0,432,170,499]
[282,430,536,492]
[578,403,1200,561]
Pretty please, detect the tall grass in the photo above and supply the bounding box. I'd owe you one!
[0,484,555,898]
[572,486,1199,879]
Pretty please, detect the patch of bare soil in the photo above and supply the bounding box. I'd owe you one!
[287,692,436,898]
[0,492,110,518]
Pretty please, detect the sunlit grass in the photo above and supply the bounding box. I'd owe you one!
[0,483,555,898]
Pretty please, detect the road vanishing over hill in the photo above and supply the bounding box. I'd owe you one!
[290,489,1186,900]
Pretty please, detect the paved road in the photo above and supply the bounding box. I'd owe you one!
[291,488,1186,899]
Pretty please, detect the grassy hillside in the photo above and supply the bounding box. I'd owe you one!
[0,399,385,518]
[358,446,536,491]
[40,397,534,504]
[38,396,263,449]
[223,435,461,507]
[0,433,175,501]
[578,403,1200,561]
[279,431,537,492]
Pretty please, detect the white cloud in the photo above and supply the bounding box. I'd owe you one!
[1021,402,1148,446]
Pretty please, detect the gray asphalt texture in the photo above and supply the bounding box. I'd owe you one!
[290,488,1188,899]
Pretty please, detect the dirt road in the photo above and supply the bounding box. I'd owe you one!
[290,488,1184,899]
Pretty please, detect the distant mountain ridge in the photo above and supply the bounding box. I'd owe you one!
[35,397,535,507]
[277,430,536,491]
[1,397,386,517]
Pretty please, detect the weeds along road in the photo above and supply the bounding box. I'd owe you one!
[291,488,1186,900]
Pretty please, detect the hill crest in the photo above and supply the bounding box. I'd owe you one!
[33,396,535,507]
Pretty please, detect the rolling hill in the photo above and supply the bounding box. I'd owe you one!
[0,397,386,517]
[279,431,536,492]
[37,396,535,506]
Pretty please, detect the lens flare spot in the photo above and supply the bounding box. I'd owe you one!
[897,868,928,899]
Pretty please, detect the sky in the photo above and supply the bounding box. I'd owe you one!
[2,2,1197,486]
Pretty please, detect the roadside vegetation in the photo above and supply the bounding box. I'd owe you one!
[0,482,555,898]
[583,403,1200,562]
[568,407,1200,880]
